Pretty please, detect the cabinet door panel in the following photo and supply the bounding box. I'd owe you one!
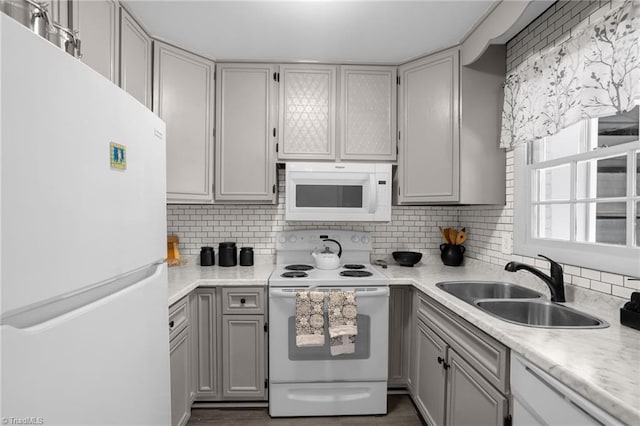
[46,0,71,28]
[215,64,276,202]
[119,7,151,108]
[414,318,447,426]
[75,0,118,82]
[279,65,336,160]
[446,349,508,426]
[153,42,214,203]
[340,66,397,160]
[170,328,191,426]
[194,289,218,399]
[398,48,459,203]
[388,286,412,387]
[222,315,266,399]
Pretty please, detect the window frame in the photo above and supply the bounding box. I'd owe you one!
[513,125,640,277]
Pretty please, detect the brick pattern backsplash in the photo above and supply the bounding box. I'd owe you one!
[461,0,637,299]
[168,0,636,299]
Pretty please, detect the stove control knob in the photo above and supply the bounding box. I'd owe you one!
[361,236,370,244]
[278,235,287,244]
[351,235,360,243]
[288,235,297,243]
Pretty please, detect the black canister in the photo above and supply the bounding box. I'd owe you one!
[200,246,214,266]
[218,242,237,267]
[240,247,254,266]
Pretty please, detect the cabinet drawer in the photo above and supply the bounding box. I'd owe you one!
[222,287,265,314]
[169,296,189,341]
[416,293,509,393]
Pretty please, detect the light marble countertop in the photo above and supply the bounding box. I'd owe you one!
[166,256,639,424]
[167,256,274,305]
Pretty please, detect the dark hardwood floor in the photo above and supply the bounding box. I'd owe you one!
[186,394,425,425]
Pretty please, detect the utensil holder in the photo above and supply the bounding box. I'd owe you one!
[440,244,465,267]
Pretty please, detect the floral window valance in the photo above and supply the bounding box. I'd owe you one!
[500,0,640,149]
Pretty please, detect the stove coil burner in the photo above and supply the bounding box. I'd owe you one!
[281,271,309,278]
[340,270,373,278]
[343,264,365,270]
[285,264,314,271]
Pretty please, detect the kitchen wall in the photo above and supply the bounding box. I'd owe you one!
[167,0,637,298]
[460,0,638,299]
[167,168,460,260]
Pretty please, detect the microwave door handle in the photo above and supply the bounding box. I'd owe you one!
[368,174,377,213]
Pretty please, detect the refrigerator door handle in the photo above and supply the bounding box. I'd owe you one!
[1,262,165,329]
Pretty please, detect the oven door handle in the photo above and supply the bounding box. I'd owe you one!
[268,287,389,298]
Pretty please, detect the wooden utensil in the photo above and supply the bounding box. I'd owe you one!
[439,227,450,243]
[456,227,467,245]
[449,228,457,245]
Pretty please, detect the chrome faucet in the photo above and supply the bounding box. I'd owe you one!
[505,255,566,302]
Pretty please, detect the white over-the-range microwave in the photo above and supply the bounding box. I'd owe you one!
[285,162,391,222]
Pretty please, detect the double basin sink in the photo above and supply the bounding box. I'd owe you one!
[436,281,608,329]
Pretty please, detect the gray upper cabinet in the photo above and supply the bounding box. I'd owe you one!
[397,48,460,203]
[339,66,397,161]
[73,0,119,83]
[153,42,215,203]
[457,45,506,205]
[45,0,71,28]
[396,46,506,205]
[119,6,151,108]
[215,64,277,203]
[278,64,337,160]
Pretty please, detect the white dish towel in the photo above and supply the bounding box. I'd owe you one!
[295,291,325,347]
[327,290,358,355]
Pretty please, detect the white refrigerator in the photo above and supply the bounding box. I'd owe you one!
[0,14,170,426]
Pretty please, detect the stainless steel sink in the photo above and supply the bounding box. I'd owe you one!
[474,299,608,329]
[436,281,544,304]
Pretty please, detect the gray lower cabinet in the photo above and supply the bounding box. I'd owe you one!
[193,288,218,400]
[388,286,413,388]
[193,287,267,402]
[446,349,508,426]
[414,318,447,425]
[153,41,215,203]
[222,314,266,398]
[412,291,510,426]
[169,296,191,426]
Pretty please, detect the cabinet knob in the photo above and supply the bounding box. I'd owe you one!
[240,298,246,304]
[437,356,444,364]
[169,320,174,329]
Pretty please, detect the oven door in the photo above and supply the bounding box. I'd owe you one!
[268,286,389,383]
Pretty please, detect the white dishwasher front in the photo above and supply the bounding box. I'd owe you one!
[511,353,622,426]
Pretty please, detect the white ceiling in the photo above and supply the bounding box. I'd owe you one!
[124,0,510,64]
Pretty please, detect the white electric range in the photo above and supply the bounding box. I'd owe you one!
[268,230,389,417]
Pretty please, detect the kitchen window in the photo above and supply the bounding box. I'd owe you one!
[514,106,640,277]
